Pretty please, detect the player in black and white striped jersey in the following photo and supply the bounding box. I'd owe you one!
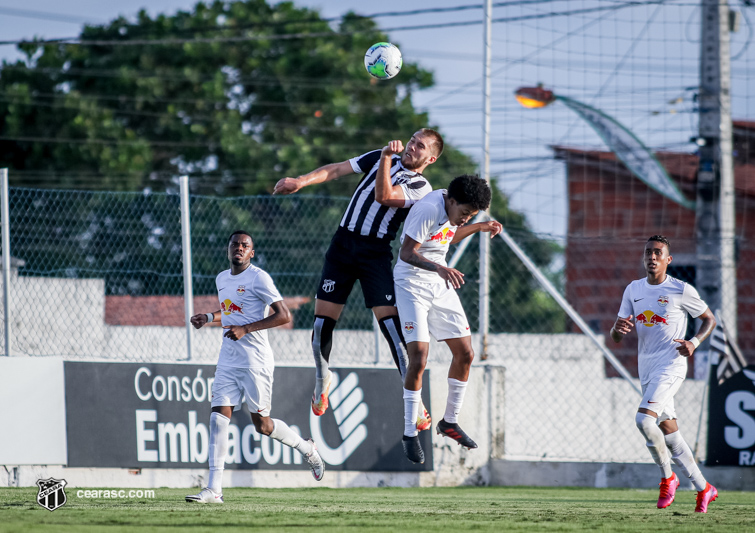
[273,129,443,427]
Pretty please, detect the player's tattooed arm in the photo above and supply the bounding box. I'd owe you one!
[223,301,292,341]
[674,307,716,357]
[375,140,407,207]
[273,161,354,195]
[400,236,465,289]
[190,310,221,329]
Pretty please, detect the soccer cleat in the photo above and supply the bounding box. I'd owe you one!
[311,371,332,416]
[657,473,680,509]
[304,438,325,481]
[185,487,223,504]
[436,419,478,449]
[402,435,425,464]
[416,400,432,432]
[695,482,718,513]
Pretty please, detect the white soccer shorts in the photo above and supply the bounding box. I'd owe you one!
[395,278,471,344]
[639,375,684,422]
[211,366,274,417]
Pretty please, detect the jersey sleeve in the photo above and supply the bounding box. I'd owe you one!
[617,284,633,318]
[681,283,709,318]
[403,201,437,244]
[253,271,284,306]
[349,150,381,174]
[400,177,432,208]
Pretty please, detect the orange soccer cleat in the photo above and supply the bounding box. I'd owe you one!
[311,372,332,416]
[657,473,680,509]
[695,483,718,513]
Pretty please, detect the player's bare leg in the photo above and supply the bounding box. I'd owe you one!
[402,341,430,463]
[374,305,430,431]
[436,336,477,449]
[311,300,343,415]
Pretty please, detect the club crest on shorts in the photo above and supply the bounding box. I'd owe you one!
[236,285,245,296]
[322,279,335,293]
[404,322,415,333]
[36,477,67,512]
[386,295,392,301]
[657,295,669,307]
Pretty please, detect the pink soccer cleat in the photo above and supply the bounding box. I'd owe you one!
[695,483,718,513]
[657,473,680,509]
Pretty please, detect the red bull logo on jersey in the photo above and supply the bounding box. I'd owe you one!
[657,295,669,307]
[636,310,668,327]
[221,299,243,315]
[428,227,455,245]
[236,285,246,296]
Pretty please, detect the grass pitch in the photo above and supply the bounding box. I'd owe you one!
[1,486,753,532]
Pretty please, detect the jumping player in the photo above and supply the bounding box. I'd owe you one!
[185,231,324,503]
[394,175,502,463]
[611,235,718,512]
[273,130,443,430]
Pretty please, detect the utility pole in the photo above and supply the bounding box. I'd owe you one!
[479,0,492,359]
[697,0,737,340]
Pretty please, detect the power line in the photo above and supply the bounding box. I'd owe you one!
[0,3,665,47]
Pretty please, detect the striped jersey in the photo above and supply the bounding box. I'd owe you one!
[340,150,432,240]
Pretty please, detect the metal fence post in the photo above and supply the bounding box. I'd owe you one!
[1,169,10,356]
[180,176,194,361]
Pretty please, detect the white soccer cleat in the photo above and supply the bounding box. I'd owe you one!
[304,438,325,481]
[185,487,223,504]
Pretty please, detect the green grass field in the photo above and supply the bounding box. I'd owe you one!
[1,486,753,532]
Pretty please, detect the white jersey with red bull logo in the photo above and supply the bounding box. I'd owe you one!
[215,265,283,369]
[617,275,708,384]
[394,190,457,283]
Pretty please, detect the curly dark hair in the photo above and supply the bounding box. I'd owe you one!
[447,174,491,211]
[647,234,670,253]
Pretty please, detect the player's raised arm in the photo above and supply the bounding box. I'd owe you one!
[399,235,465,289]
[273,161,354,195]
[374,140,409,207]
[450,220,502,244]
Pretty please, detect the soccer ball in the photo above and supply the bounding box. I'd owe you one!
[364,42,402,80]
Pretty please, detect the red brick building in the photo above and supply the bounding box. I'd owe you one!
[556,120,755,377]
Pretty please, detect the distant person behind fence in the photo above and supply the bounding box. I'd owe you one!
[611,235,717,513]
[273,130,442,429]
[185,231,324,504]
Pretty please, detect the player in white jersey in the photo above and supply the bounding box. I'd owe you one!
[611,235,718,513]
[394,175,502,464]
[185,231,324,504]
[273,131,442,430]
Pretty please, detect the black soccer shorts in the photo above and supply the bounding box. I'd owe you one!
[316,228,397,308]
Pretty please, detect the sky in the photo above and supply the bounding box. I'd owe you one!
[2,1,755,240]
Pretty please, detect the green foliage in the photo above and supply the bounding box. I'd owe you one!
[0,0,565,333]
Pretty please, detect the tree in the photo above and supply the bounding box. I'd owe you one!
[0,0,564,333]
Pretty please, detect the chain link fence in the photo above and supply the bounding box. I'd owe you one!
[3,184,740,463]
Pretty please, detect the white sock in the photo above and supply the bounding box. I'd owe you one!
[403,388,422,437]
[443,378,468,424]
[269,419,313,456]
[635,412,673,479]
[665,430,707,491]
[208,412,230,493]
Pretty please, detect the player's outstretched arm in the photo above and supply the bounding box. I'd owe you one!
[223,300,292,341]
[374,140,408,207]
[450,220,503,244]
[673,307,716,357]
[272,161,354,195]
[399,236,465,289]
[610,315,634,343]
[190,310,221,329]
